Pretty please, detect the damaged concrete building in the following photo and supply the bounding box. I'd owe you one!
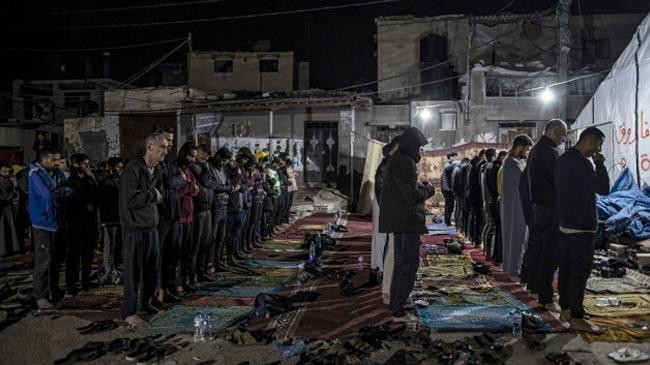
[375,11,645,149]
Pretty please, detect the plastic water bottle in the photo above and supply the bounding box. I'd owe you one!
[193,312,210,343]
[357,256,364,271]
[309,242,316,262]
[511,309,523,337]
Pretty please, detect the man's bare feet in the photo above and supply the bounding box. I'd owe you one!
[381,293,390,305]
[124,314,146,327]
[157,289,164,303]
[544,302,561,313]
[570,318,605,334]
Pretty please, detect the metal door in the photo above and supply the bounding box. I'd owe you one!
[304,121,338,185]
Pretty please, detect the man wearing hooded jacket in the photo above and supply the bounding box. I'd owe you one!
[379,127,435,319]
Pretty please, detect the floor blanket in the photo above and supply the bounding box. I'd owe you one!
[586,271,650,294]
[416,305,520,331]
[134,305,251,337]
[582,315,650,343]
[194,286,280,298]
[239,259,304,269]
[182,296,255,307]
[413,286,525,308]
[584,294,650,317]
[420,253,475,278]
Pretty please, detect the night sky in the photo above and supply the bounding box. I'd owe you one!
[2,0,650,92]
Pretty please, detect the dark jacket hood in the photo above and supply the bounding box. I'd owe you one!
[382,135,402,157]
[399,127,428,162]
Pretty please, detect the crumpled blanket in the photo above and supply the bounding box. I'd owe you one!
[597,169,650,240]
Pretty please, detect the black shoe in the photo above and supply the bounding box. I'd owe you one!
[368,269,382,287]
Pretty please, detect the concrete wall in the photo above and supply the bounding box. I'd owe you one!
[188,51,294,94]
[0,127,38,163]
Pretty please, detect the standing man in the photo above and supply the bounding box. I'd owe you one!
[452,158,469,233]
[440,153,459,227]
[190,144,214,281]
[201,148,235,271]
[98,157,123,283]
[372,136,400,294]
[527,119,567,311]
[157,127,185,302]
[177,142,200,292]
[484,150,506,262]
[500,135,533,277]
[119,132,166,327]
[460,157,473,235]
[29,148,70,309]
[379,127,435,320]
[0,161,21,256]
[65,153,98,294]
[468,150,486,246]
[555,127,609,332]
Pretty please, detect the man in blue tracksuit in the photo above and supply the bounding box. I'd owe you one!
[28,148,71,309]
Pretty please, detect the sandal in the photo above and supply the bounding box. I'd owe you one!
[608,347,650,363]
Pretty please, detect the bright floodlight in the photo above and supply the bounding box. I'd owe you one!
[419,108,433,121]
[540,87,555,103]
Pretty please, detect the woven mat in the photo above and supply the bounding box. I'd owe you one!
[416,305,519,331]
[581,315,650,343]
[252,268,297,277]
[258,246,306,253]
[182,296,255,307]
[414,286,525,308]
[584,295,650,317]
[134,305,251,336]
[240,259,304,269]
[200,274,294,289]
[262,239,305,245]
[587,271,650,294]
[419,252,474,278]
[195,286,280,298]
[57,286,122,311]
[297,224,327,232]
[421,276,491,290]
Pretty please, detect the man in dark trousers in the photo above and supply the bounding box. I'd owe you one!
[484,150,506,263]
[190,144,214,281]
[98,157,123,283]
[28,148,70,309]
[527,118,567,311]
[156,127,185,302]
[468,150,486,246]
[65,153,98,294]
[440,153,459,226]
[201,148,235,271]
[555,127,609,333]
[119,132,166,327]
[379,127,435,320]
[452,158,469,234]
[177,142,200,292]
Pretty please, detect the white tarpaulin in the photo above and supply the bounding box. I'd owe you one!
[574,12,650,187]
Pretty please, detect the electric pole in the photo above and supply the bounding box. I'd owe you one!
[556,0,572,122]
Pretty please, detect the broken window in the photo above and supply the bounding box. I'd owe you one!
[486,77,533,97]
[213,59,233,73]
[259,59,279,73]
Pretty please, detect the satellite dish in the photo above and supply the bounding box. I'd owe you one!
[252,39,272,52]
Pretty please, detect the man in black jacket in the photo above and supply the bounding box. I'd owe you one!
[555,127,609,333]
[527,119,567,311]
[440,153,459,226]
[483,151,506,262]
[191,145,214,280]
[379,127,435,319]
[201,148,236,271]
[468,150,486,245]
[99,157,123,283]
[65,153,98,294]
[119,132,166,327]
[156,127,185,302]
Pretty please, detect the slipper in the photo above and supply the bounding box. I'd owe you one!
[608,347,650,363]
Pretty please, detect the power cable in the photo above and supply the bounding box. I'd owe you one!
[10,0,233,17]
[16,0,401,31]
[0,36,188,53]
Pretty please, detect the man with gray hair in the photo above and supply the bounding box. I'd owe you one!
[119,132,166,327]
[525,118,567,312]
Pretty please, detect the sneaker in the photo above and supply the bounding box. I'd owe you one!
[36,298,54,309]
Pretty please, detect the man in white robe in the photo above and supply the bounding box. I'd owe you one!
[500,135,533,277]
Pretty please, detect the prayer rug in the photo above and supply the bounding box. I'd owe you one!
[258,246,306,253]
[182,296,255,307]
[200,275,294,289]
[57,286,122,311]
[581,315,650,343]
[239,259,304,269]
[584,295,650,317]
[252,268,297,277]
[426,223,458,236]
[195,286,280,298]
[586,271,650,294]
[419,252,474,278]
[421,276,491,290]
[413,286,525,308]
[416,305,520,331]
[134,305,251,336]
[297,224,328,232]
[262,239,305,245]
